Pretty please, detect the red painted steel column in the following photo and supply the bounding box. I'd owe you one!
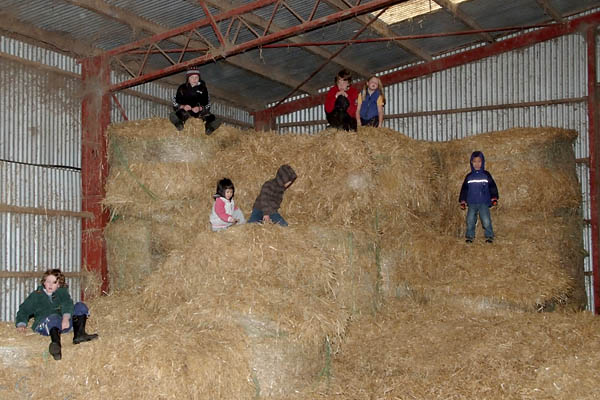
[81,56,111,296]
[253,110,276,131]
[587,28,600,314]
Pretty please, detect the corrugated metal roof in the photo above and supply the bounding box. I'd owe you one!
[1,0,599,111]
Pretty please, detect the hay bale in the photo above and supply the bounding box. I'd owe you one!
[133,224,377,396]
[313,299,600,400]
[437,128,581,214]
[105,217,154,291]
[381,228,575,311]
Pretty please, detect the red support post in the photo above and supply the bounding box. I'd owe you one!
[587,27,600,314]
[253,110,276,131]
[81,56,111,297]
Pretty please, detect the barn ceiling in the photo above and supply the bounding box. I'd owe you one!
[1,0,599,112]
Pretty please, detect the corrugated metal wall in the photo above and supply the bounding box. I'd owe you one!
[0,36,83,322]
[277,31,595,310]
[0,35,253,322]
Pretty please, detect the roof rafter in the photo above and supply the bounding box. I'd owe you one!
[253,11,600,120]
[322,0,433,62]
[433,0,494,43]
[102,0,410,93]
[64,0,321,95]
[535,0,564,23]
[201,0,372,80]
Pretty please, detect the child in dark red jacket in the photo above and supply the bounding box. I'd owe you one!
[15,268,98,360]
[324,69,358,131]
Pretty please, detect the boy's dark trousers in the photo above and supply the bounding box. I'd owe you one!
[326,96,357,131]
[170,108,219,134]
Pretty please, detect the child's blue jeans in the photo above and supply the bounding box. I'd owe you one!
[35,302,90,336]
[466,203,494,240]
[248,209,288,226]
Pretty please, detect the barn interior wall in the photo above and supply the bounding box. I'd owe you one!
[277,31,595,311]
[0,35,251,322]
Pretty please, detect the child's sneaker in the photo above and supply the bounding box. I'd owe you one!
[465,238,473,243]
[485,238,494,243]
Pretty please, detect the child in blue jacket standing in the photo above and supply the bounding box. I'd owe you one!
[459,151,499,243]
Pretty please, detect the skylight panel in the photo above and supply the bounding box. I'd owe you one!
[374,0,470,25]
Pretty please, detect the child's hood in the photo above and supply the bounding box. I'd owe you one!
[275,164,297,187]
[470,151,485,172]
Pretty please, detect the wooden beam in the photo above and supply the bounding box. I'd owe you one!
[0,203,94,219]
[433,0,494,43]
[535,0,564,23]
[0,271,85,279]
[0,49,258,112]
[0,11,100,57]
[322,0,433,62]
[64,0,320,95]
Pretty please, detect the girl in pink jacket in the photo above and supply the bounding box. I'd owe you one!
[210,178,246,231]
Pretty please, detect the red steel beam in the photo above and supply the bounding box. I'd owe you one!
[258,22,555,47]
[101,0,281,58]
[140,23,553,53]
[81,56,111,296]
[587,27,600,314]
[108,0,408,92]
[199,0,226,46]
[254,11,600,119]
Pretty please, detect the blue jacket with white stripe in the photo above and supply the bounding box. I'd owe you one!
[458,151,499,206]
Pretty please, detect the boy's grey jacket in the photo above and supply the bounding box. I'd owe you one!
[252,165,297,215]
[459,151,499,206]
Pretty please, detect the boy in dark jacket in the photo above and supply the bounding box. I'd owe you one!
[16,269,98,360]
[248,165,297,227]
[459,151,499,243]
[169,69,220,134]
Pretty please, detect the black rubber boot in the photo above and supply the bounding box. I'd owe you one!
[205,120,222,135]
[169,111,184,131]
[72,315,99,344]
[49,327,62,360]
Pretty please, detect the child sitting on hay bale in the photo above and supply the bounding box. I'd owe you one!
[15,269,98,361]
[356,75,386,128]
[459,151,499,243]
[324,69,358,131]
[210,178,246,231]
[169,68,220,135]
[248,165,297,227]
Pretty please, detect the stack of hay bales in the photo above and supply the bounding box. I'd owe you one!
[101,118,380,397]
[378,128,584,311]
[2,120,591,399]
